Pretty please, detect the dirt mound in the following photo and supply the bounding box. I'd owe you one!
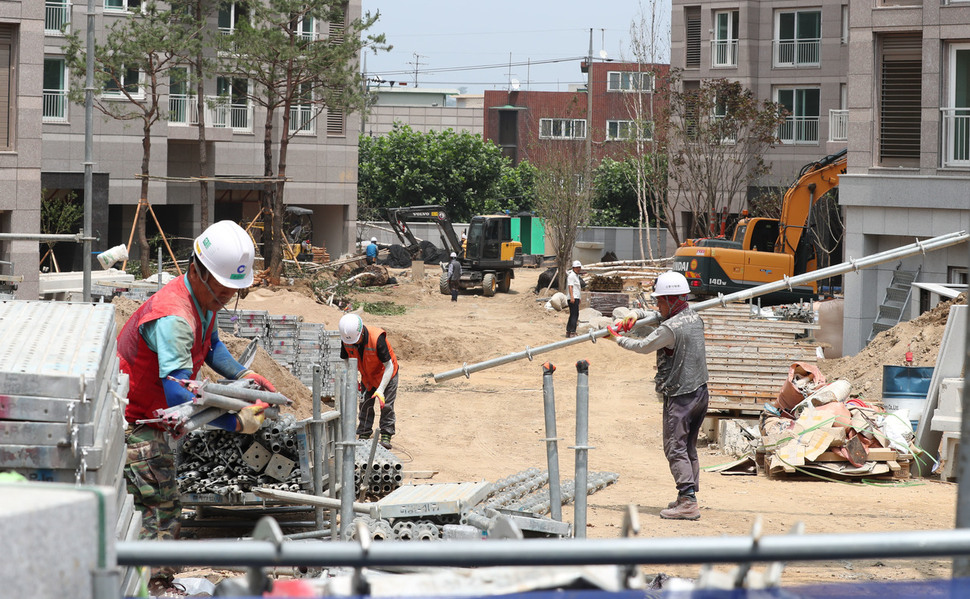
[817,293,965,404]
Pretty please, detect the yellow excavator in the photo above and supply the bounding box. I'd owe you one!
[672,148,847,304]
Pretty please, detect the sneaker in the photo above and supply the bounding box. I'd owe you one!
[358,432,372,441]
[659,496,700,520]
[379,433,392,450]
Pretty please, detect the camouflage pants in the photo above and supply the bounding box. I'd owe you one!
[124,425,181,580]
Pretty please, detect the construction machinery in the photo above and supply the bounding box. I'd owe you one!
[672,148,847,304]
[386,205,523,296]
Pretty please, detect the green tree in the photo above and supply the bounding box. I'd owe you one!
[485,160,538,215]
[39,190,83,272]
[220,0,386,277]
[358,124,512,221]
[591,158,641,226]
[64,1,193,277]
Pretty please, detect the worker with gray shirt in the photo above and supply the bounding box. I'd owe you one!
[607,271,708,520]
[447,251,462,302]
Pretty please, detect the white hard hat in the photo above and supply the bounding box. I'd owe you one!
[370,237,377,243]
[193,220,254,289]
[450,252,457,258]
[339,313,363,345]
[651,271,690,298]
[572,260,582,268]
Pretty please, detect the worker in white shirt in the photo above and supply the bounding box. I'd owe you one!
[565,260,583,338]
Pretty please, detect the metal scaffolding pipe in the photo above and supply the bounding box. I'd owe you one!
[117,528,970,569]
[203,382,292,405]
[542,362,563,523]
[0,232,97,242]
[340,360,358,540]
[433,230,970,381]
[572,360,591,539]
[311,364,325,531]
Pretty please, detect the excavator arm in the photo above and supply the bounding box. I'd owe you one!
[385,205,464,257]
[776,148,847,259]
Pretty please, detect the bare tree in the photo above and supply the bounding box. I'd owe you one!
[667,78,787,243]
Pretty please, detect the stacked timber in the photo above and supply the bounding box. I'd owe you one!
[580,259,668,290]
[701,303,818,411]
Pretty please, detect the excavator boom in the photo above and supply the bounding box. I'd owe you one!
[777,148,847,258]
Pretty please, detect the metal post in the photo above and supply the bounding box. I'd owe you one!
[434,231,970,382]
[82,0,95,302]
[541,362,563,522]
[312,364,325,530]
[157,246,162,292]
[340,359,358,540]
[955,235,970,577]
[572,360,591,538]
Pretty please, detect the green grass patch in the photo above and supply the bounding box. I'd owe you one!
[361,301,406,316]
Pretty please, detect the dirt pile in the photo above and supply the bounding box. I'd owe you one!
[817,293,966,404]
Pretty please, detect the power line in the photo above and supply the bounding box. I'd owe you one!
[368,55,588,78]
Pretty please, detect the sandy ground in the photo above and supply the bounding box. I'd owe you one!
[159,266,962,587]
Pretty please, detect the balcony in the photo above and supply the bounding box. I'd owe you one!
[289,105,316,134]
[711,39,738,68]
[828,109,848,142]
[43,90,68,122]
[45,0,70,35]
[169,94,252,132]
[773,38,820,67]
[941,107,970,167]
[778,116,819,144]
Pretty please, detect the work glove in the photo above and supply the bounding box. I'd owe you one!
[237,403,266,434]
[239,370,277,392]
[373,389,386,409]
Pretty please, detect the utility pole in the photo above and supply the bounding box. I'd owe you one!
[585,29,593,176]
[407,52,427,87]
[82,0,95,302]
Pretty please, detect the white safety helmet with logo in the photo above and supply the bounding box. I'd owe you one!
[572,260,582,268]
[651,271,690,298]
[339,313,364,345]
[193,220,255,289]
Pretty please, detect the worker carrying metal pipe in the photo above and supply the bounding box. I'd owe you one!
[116,220,277,595]
[339,313,400,449]
[606,271,709,521]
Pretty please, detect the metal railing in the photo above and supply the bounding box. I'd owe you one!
[43,89,68,122]
[289,105,316,134]
[828,109,848,142]
[773,38,820,67]
[168,94,197,125]
[169,94,252,132]
[778,116,819,144]
[45,0,70,35]
[711,39,738,67]
[941,107,970,167]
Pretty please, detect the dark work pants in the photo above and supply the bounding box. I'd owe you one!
[357,373,398,436]
[662,384,709,496]
[566,299,579,334]
[450,279,459,301]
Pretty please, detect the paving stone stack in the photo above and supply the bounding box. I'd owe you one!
[0,300,141,596]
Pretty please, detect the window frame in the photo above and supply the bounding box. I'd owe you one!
[101,65,144,100]
[712,10,739,68]
[607,71,654,93]
[773,9,822,67]
[288,81,317,135]
[43,57,69,122]
[538,118,587,140]
[774,86,821,144]
[606,119,653,141]
[103,0,142,14]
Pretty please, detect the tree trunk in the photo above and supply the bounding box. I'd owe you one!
[138,121,152,279]
[263,106,280,277]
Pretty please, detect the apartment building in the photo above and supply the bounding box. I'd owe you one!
[838,0,970,355]
[670,0,849,229]
[0,3,43,299]
[482,61,669,167]
[363,86,484,137]
[42,0,361,270]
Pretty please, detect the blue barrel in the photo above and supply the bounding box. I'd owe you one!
[882,365,934,430]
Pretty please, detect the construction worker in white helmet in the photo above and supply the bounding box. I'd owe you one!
[338,313,399,449]
[116,220,276,595]
[606,270,709,521]
[565,260,583,337]
[366,236,379,265]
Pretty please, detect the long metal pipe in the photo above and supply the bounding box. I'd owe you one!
[572,360,590,539]
[117,528,970,568]
[433,230,970,382]
[0,232,97,242]
[340,360,358,540]
[956,231,970,577]
[203,382,292,405]
[82,0,95,303]
[541,363,562,522]
[312,364,326,530]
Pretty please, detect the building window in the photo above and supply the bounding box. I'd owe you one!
[43,58,68,122]
[685,6,701,69]
[712,10,739,67]
[215,76,251,131]
[45,1,71,35]
[607,120,653,141]
[774,10,821,67]
[775,87,820,143]
[0,26,13,150]
[218,1,250,35]
[840,5,849,45]
[942,43,970,167]
[298,17,315,43]
[289,82,315,135]
[607,71,653,92]
[104,0,141,12]
[828,83,848,142]
[102,66,143,99]
[539,118,586,140]
[168,67,193,125]
[879,33,921,166]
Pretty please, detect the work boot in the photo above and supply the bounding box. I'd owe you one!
[666,492,695,509]
[380,433,392,450]
[358,432,372,441]
[659,496,700,520]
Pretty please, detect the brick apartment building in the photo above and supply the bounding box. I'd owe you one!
[482,61,669,167]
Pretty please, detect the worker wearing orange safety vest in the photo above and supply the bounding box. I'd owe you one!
[339,313,399,449]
